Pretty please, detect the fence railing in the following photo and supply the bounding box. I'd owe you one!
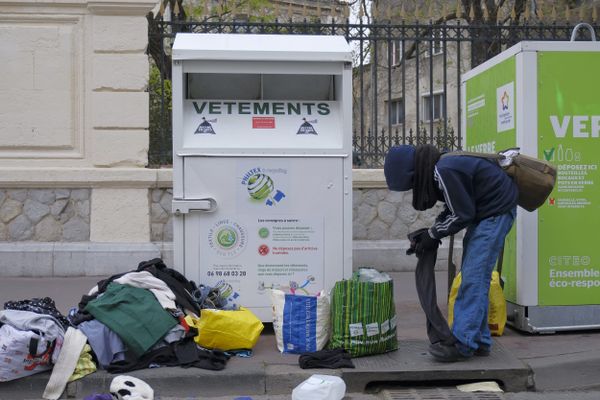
[148,17,599,168]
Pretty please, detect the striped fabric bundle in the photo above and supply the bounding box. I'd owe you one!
[328,270,398,357]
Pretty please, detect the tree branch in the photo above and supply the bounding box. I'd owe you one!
[398,11,458,62]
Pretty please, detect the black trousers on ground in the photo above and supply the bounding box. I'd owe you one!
[408,229,455,345]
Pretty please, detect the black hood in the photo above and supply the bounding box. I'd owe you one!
[384,145,416,192]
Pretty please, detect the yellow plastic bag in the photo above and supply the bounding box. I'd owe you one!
[185,307,264,351]
[447,271,506,336]
[487,271,507,335]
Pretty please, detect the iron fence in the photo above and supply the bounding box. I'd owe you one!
[148,17,599,168]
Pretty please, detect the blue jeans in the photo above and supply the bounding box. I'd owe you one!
[452,208,516,355]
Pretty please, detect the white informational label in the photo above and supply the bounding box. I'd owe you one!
[365,322,380,337]
[390,315,398,329]
[381,319,390,334]
[349,323,364,337]
[496,82,515,132]
[200,214,324,309]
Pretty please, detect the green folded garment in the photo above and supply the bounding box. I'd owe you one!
[85,283,177,356]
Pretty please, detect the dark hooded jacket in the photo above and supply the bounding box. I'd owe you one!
[384,146,518,239]
[429,155,517,238]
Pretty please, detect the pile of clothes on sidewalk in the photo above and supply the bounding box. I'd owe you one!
[67,258,230,374]
[0,258,254,399]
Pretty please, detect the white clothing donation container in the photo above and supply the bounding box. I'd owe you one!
[461,29,600,332]
[171,33,353,320]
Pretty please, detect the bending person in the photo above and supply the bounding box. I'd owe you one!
[384,144,517,362]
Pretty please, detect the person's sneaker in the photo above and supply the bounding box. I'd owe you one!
[474,346,491,356]
[428,342,471,362]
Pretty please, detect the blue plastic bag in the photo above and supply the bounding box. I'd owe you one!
[271,289,330,354]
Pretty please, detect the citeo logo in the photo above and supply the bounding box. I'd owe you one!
[550,115,600,138]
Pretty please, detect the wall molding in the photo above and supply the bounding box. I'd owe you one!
[0,168,389,189]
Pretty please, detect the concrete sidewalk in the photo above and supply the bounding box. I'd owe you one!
[0,272,599,399]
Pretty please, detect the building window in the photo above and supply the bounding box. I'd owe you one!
[422,93,444,121]
[391,40,403,66]
[426,30,443,57]
[389,99,404,125]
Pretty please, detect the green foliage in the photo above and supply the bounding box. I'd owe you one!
[149,63,171,111]
[148,63,173,166]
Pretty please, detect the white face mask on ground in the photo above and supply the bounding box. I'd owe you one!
[109,375,154,400]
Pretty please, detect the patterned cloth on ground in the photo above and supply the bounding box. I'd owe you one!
[4,297,70,330]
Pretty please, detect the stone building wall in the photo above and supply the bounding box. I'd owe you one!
[0,189,90,242]
[150,188,173,242]
[0,0,160,277]
[352,189,443,240]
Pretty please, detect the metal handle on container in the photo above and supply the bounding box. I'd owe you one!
[570,23,597,41]
[172,198,217,216]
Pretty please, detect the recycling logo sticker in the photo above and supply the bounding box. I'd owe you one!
[195,117,217,134]
[207,219,247,258]
[241,167,286,207]
[296,118,318,135]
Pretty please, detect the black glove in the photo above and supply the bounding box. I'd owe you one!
[406,228,429,255]
[414,230,441,254]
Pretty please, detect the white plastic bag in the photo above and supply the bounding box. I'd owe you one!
[0,324,55,382]
[271,289,330,354]
[292,374,346,400]
[356,267,392,283]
